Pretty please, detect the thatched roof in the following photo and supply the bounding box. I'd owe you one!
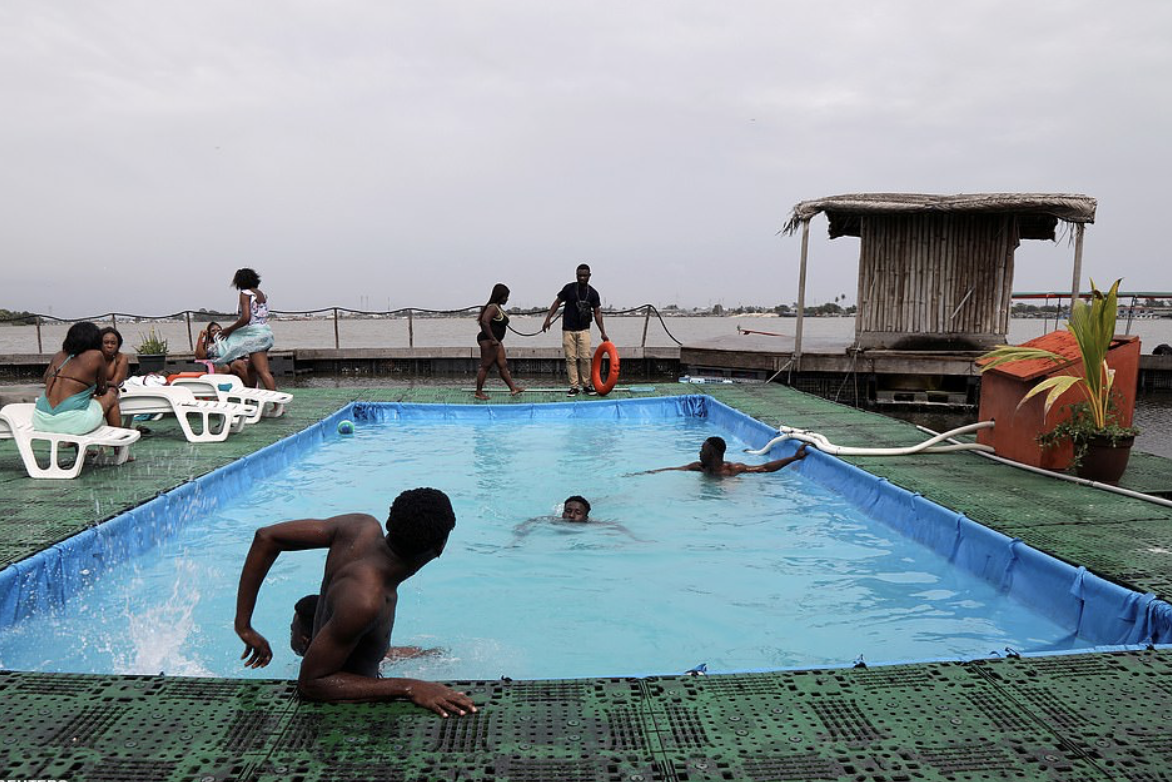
[783,192,1097,240]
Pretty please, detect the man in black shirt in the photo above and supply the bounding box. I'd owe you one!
[542,264,609,395]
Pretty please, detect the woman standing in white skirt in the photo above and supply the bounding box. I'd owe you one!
[216,267,277,390]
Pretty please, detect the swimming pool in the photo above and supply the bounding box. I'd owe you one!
[1,396,1168,681]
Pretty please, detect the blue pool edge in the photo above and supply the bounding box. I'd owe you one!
[3,395,1170,674]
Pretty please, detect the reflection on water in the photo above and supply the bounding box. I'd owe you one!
[1134,391,1172,459]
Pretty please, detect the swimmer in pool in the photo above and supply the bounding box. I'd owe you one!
[235,487,475,717]
[561,495,590,522]
[511,496,643,543]
[290,594,442,662]
[642,437,808,477]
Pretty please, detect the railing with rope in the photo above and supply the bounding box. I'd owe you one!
[0,304,685,354]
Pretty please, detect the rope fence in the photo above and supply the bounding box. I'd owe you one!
[0,304,685,354]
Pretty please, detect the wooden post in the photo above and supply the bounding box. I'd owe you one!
[641,305,651,347]
[185,311,193,350]
[407,309,415,349]
[111,313,117,329]
[333,308,340,349]
[794,218,811,370]
[35,316,43,354]
[1069,222,1085,322]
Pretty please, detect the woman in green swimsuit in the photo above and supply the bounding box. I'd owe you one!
[34,322,120,435]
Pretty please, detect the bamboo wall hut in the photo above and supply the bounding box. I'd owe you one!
[784,193,1098,351]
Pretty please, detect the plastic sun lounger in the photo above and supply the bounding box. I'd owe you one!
[168,374,292,421]
[0,402,140,479]
[118,385,250,443]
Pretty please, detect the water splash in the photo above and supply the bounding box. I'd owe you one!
[111,561,213,677]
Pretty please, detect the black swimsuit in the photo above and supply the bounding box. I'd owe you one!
[477,306,509,343]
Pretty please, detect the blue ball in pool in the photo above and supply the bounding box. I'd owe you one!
[337,420,355,435]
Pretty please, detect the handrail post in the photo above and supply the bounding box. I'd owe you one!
[407,309,415,349]
[641,305,651,347]
[333,308,340,349]
[794,218,811,371]
[111,313,117,329]
[185,311,193,350]
[1068,222,1085,325]
[35,316,43,354]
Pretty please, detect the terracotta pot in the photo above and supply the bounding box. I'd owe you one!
[1075,435,1135,484]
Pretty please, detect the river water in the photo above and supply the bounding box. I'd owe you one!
[4,315,1170,457]
[4,313,1172,353]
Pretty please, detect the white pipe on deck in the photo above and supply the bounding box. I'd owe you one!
[916,425,1172,510]
[746,421,996,457]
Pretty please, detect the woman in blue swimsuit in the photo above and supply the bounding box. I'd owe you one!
[474,283,525,400]
[34,322,120,434]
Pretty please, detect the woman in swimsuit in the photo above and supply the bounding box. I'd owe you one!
[34,321,120,434]
[216,268,277,391]
[474,283,524,400]
[99,327,130,388]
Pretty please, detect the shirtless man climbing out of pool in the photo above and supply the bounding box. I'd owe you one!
[643,436,808,476]
[234,487,476,717]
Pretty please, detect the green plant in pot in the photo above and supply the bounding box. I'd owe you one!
[133,327,169,374]
[979,278,1139,482]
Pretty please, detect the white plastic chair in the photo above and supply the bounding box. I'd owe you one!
[169,374,292,421]
[0,403,140,479]
[118,385,249,442]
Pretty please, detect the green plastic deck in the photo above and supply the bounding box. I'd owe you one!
[2,382,1172,781]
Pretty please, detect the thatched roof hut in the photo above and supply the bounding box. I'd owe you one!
[783,193,1097,352]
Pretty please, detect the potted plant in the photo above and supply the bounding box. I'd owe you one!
[133,327,169,374]
[979,278,1139,483]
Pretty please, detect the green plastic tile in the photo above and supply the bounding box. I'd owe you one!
[974,651,1172,781]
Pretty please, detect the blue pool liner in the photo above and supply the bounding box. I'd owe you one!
[3,395,1170,661]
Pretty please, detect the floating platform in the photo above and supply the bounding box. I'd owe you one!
[2,383,1172,779]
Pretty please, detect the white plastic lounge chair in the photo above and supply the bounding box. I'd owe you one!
[0,403,140,479]
[168,374,292,421]
[118,385,250,443]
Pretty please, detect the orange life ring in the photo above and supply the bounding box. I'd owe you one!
[166,371,205,384]
[591,341,620,395]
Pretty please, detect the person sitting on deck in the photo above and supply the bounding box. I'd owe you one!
[34,321,121,434]
[196,320,253,385]
[290,594,441,662]
[97,326,127,427]
[235,487,476,717]
[99,327,130,388]
[641,436,808,477]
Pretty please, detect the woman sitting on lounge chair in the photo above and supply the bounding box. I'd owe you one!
[215,268,277,391]
[99,327,130,388]
[35,322,120,434]
[196,321,254,386]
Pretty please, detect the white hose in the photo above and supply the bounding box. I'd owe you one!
[746,421,996,457]
[915,425,1172,509]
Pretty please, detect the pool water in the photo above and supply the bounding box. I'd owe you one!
[0,406,1087,680]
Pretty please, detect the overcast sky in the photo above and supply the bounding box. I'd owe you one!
[2,1,1170,317]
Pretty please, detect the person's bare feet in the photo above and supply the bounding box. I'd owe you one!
[474,391,490,401]
[510,387,526,396]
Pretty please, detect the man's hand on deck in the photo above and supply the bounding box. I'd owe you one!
[405,680,478,718]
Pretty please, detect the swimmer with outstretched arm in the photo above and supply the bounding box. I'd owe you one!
[639,437,808,476]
